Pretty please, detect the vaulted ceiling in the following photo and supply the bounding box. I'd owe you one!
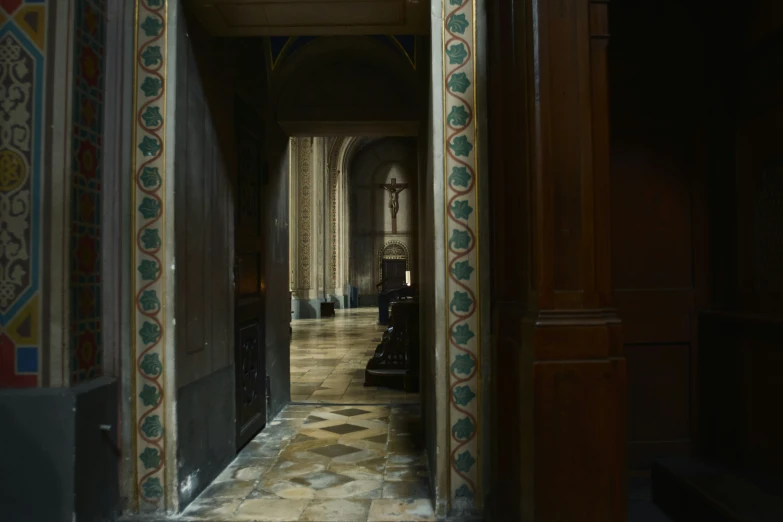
[184,0,429,36]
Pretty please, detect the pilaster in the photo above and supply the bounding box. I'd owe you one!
[130,0,177,512]
[488,0,627,520]
[441,0,484,514]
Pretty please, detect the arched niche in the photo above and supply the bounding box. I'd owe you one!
[378,240,411,286]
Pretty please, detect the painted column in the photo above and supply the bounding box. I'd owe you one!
[442,0,483,514]
[130,0,176,511]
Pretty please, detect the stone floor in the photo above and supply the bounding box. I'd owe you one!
[290,308,419,404]
[180,403,434,521]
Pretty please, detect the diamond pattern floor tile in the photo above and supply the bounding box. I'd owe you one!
[289,309,419,404]
[321,424,368,435]
[309,443,364,459]
[333,408,371,417]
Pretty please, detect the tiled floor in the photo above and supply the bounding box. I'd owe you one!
[181,404,434,521]
[290,308,419,404]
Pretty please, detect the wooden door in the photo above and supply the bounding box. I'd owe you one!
[382,259,406,292]
[234,96,266,449]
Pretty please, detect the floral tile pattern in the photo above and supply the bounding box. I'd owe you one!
[290,309,419,404]
[178,403,433,521]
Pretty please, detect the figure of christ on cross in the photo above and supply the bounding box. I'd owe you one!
[379,178,409,233]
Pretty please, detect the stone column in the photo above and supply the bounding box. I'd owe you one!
[488,0,626,521]
[290,137,328,318]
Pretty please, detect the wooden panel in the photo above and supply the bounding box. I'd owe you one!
[174,14,239,387]
[534,358,626,522]
[614,289,693,344]
[699,312,783,479]
[487,0,627,519]
[627,344,691,441]
[744,339,783,475]
[607,0,709,470]
[233,95,266,448]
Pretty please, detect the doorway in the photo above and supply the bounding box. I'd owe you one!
[119,0,488,516]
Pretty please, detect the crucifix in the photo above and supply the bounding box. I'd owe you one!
[379,178,409,233]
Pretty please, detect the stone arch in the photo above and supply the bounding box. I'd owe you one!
[326,136,357,293]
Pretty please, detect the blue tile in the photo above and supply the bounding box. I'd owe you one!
[16,347,38,373]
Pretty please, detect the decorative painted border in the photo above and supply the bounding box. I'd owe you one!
[298,137,312,289]
[0,2,46,388]
[443,0,480,511]
[70,0,106,385]
[131,0,168,509]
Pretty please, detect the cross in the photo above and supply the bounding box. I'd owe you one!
[379,178,409,233]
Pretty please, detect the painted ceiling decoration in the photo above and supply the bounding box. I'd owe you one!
[269,35,416,71]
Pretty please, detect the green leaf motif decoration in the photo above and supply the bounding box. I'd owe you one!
[449,0,464,6]
[138,197,160,219]
[139,384,160,407]
[448,13,470,35]
[139,321,161,345]
[449,166,471,188]
[452,417,475,441]
[141,46,163,67]
[451,324,475,345]
[451,260,474,281]
[446,43,468,65]
[140,353,163,377]
[448,72,471,94]
[141,106,163,128]
[140,16,163,37]
[141,229,161,250]
[139,447,162,470]
[141,77,162,97]
[451,200,474,220]
[451,353,475,375]
[454,451,476,473]
[141,415,164,438]
[449,229,471,250]
[146,0,164,7]
[447,105,470,128]
[449,135,473,157]
[141,477,164,500]
[453,385,476,406]
[138,136,160,157]
[140,290,160,312]
[138,259,159,281]
[455,484,475,499]
[451,291,473,313]
[140,166,161,188]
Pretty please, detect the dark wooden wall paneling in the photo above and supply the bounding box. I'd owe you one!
[488,1,626,521]
[174,16,238,388]
[607,0,713,469]
[698,0,783,483]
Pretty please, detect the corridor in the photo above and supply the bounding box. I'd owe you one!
[290,309,419,404]
[180,403,434,521]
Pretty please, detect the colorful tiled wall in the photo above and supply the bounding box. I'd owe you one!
[70,0,105,385]
[0,0,47,388]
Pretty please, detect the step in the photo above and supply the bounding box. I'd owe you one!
[652,457,783,522]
